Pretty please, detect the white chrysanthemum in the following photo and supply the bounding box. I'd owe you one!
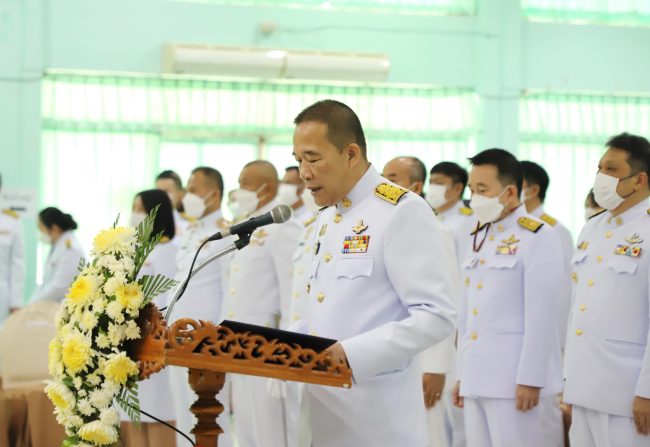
[107,323,125,346]
[73,377,83,389]
[103,276,124,297]
[54,308,69,329]
[126,308,139,318]
[124,320,141,340]
[96,333,111,349]
[80,311,99,332]
[103,380,121,396]
[78,389,88,398]
[92,226,137,257]
[100,408,120,426]
[87,374,101,387]
[77,398,94,416]
[106,300,125,323]
[92,297,107,314]
[89,388,113,410]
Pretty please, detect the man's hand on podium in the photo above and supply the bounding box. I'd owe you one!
[325,342,349,366]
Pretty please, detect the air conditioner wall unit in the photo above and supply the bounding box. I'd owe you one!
[162,43,390,82]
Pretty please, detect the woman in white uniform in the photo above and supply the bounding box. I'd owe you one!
[30,207,84,303]
[119,189,178,447]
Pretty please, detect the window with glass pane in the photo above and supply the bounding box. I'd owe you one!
[522,0,650,27]
[170,0,475,15]
[519,92,650,239]
[41,73,479,266]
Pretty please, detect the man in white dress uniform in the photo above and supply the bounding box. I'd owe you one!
[167,166,234,447]
[564,133,650,447]
[383,156,459,447]
[222,160,302,447]
[452,148,566,447]
[292,99,456,447]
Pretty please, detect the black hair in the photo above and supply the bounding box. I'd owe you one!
[585,188,601,209]
[521,161,550,202]
[285,166,299,173]
[191,167,224,200]
[294,99,367,159]
[156,170,183,190]
[136,189,176,240]
[468,148,523,194]
[39,207,78,231]
[430,161,469,190]
[606,133,650,178]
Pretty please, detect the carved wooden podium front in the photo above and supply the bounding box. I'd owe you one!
[127,305,353,447]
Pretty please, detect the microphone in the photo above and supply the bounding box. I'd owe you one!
[208,204,292,241]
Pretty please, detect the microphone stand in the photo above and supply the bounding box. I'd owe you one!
[164,235,251,321]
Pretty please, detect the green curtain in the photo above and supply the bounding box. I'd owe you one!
[522,0,650,26]
[519,92,650,238]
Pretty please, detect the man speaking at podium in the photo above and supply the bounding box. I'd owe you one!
[292,100,457,447]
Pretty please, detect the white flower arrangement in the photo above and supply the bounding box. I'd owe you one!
[45,212,177,446]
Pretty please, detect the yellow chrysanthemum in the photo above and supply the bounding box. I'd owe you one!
[66,275,100,308]
[78,421,118,445]
[61,332,92,375]
[44,381,75,410]
[48,338,64,376]
[92,227,136,255]
[103,352,139,385]
[115,283,144,310]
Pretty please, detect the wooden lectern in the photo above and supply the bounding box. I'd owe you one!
[127,304,353,447]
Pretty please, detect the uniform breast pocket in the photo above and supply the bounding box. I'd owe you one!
[334,257,374,280]
[606,257,639,275]
[487,257,518,270]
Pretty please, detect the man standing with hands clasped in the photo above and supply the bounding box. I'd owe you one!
[452,148,566,447]
[292,99,456,447]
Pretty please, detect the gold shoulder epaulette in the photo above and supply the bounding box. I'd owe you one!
[540,213,557,227]
[65,239,72,249]
[2,209,19,219]
[647,208,650,216]
[303,216,317,228]
[460,207,473,216]
[375,183,408,205]
[179,212,194,222]
[518,216,544,233]
[589,209,607,220]
[216,218,230,230]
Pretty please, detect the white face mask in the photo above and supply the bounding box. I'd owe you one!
[593,172,634,211]
[38,231,52,245]
[426,184,448,209]
[277,183,299,207]
[301,188,320,213]
[234,184,266,217]
[182,191,213,219]
[129,212,147,228]
[227,202,240,219]
[519,188,530,203]
[470,189,507,224]
[584,207,600,221]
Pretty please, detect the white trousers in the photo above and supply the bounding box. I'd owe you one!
[570,405,650,447]
[444,390,466,447]
[231,374,288,447]
[168,366,233,447]
[464,396,562,447]
[426,397,448,447]
[284,382,312,447]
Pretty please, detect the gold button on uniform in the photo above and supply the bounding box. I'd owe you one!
[477,282,484,290]
[605,231,612,239]
[292,314,300,321]
[472,308,479,316]
[293,292,299,298]
[229,288,236,295]
[334,214,342,223]
[324,253,332,262]
[588,280,595,287]
[571,272,578,283]
[465,277,470,286]
[471,332,478,340]
[227,311,235,318]
[597,256,603,263]
[342,198,352,208]
[317,293,325,303]
[579,304,586,312]
[489,235,495,241]
[576,329,583,336]
[479,259,486,265]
